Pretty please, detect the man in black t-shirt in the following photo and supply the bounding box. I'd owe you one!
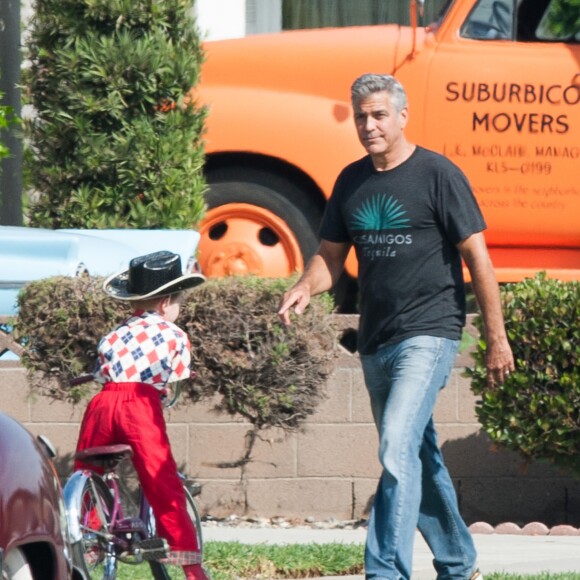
[278,74,514,580]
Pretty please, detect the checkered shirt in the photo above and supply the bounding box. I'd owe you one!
[94,310,191,389]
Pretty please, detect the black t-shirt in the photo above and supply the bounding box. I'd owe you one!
[320,146,486,354]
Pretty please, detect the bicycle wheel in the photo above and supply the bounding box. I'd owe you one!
[183,483,204,556]
[68,473,118,580]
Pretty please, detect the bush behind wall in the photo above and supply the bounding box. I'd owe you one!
[467,273,579,476]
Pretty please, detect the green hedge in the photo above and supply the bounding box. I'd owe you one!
[467,273,579,475]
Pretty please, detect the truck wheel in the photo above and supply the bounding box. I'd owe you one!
[198,180,320,279]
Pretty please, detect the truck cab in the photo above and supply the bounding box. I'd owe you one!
[195,0,579,298]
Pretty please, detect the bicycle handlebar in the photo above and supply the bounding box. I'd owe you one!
[69,374,95,387]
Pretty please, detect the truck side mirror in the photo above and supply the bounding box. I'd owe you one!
[410,0,425,54]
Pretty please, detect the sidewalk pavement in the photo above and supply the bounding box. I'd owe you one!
[203,525,580,578]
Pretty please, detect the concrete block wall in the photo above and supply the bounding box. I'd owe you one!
[1,315,578,527]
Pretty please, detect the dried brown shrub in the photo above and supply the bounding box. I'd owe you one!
[184,276,336,431]
[14,275,337,434]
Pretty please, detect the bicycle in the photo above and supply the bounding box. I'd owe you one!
[62,377,205,580]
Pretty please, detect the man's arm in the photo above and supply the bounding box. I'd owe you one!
[458,232,515,386]
[277,239,350,326]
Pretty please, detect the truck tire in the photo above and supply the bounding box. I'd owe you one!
[199,172,321,279]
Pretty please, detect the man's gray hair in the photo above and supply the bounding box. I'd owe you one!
[351,73,408,113]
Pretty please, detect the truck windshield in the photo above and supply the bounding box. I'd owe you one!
[461,0,514,40]
[461,0,580,42]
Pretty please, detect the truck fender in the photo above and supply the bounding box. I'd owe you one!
[199,85,363,197]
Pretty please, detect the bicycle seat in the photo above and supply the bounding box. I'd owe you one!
[75,444,133,469]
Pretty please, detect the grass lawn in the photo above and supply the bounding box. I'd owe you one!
[89,541,580,579]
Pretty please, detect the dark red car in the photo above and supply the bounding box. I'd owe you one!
[0,412,82,579]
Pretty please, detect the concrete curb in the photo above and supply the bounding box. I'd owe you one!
[469,521,580,536]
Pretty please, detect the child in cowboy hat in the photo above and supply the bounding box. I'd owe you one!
[75,251,209,580]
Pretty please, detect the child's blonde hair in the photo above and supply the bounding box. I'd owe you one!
[129,292,183,311]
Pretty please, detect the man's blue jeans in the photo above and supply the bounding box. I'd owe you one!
[360,335,477,580]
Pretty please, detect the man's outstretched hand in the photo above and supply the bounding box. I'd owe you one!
[277,285,311,326]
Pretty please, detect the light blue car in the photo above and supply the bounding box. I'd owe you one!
[0,226,201,359]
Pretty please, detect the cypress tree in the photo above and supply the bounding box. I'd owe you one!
[24,0,206,229]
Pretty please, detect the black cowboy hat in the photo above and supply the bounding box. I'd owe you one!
[103,251,205,300]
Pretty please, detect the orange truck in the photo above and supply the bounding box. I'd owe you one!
[195,0,580,299]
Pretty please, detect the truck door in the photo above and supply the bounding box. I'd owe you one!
[422,0,580,280]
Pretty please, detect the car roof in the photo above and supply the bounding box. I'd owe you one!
[0,226,200,316]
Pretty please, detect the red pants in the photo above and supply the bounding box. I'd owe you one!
[75,382,199,552]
